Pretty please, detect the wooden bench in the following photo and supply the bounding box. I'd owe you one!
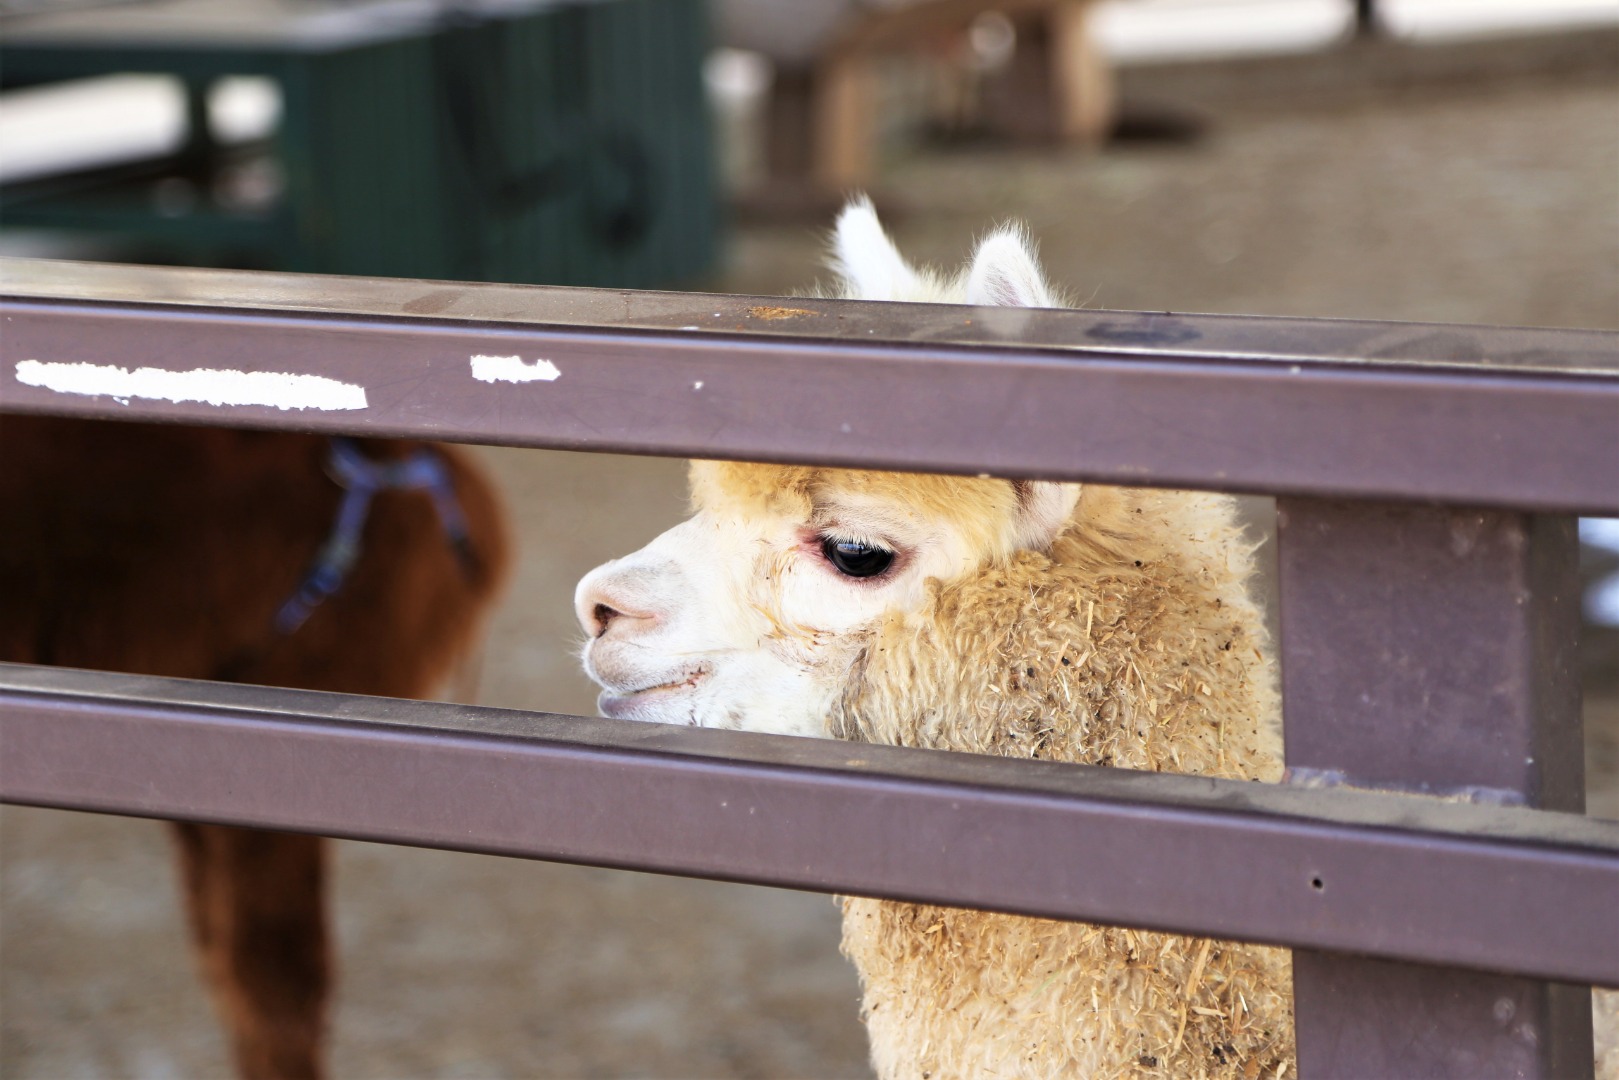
[724,0,1114,189]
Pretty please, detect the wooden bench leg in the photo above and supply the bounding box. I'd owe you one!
[813,54,876,191]
[1048,0,1114,144]
[764,65,816,183]
[755,60,875,202]
[982,0,1114,145]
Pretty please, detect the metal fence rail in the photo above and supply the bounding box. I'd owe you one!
[3,258,1618,1077]
[3,662,1615,988]
[3,258,1616,512]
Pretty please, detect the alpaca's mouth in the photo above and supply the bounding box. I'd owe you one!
[598,666,710,721]
[630,668,708,695]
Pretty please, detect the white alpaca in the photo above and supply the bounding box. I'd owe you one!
[575,199,1616,1080]
[575,198,1293,1078]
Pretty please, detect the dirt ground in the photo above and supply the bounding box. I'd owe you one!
[3,33,1617,1080]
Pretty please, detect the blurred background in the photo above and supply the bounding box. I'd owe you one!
[2,1,1616,1076]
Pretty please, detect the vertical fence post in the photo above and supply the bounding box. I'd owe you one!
[1276,499,1593,1078]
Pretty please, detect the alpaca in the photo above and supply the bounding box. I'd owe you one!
[575,199,1293,1078]
[0,416,510,1079]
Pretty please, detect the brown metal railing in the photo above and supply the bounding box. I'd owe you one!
[3,258,1617,1076]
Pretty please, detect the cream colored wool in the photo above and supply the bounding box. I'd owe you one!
[720,206,1296,1077]
[580,201,1613,1077]
[820,481,1293,1079]
[1599,989,1619,1080]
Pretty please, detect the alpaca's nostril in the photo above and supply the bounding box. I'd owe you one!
[576,562,671,640]
[592,603,621,638]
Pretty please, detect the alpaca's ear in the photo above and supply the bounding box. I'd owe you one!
[1010,480,1082,550]
[965,229,1057,308]
[830,195,921,301]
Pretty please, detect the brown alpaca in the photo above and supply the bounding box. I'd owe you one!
[0,415,510,1079]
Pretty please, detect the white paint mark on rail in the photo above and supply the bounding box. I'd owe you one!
[470,354,561,384]
[14,360,368,410]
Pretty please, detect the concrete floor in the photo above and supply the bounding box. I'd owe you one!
[4,35,1618,1080]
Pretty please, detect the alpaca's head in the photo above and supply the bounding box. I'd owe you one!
[575,201,1079,735]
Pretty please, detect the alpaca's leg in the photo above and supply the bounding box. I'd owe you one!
[170,823,329,1080]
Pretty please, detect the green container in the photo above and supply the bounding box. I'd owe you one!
[0,0,718,288]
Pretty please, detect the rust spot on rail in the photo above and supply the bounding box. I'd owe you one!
[749,305,819,321]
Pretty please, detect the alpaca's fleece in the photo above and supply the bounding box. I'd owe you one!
[831,484,1294,1079]
[574,201,1302,1079]
[796,205,1294,1076]
[844,907,1291,1080]
[584,457,1297,1077]
[828,486,1279,775]
[1598,990,1619,1080]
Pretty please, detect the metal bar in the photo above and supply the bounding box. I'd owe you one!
[1280,504,1585,805]
[4,259,1618,514]
[4,261,1616,1070]
[2,662,1616,989]
[8,258,1619,376]
[1278,500,1593,1077]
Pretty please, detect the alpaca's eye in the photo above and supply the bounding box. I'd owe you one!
[821,537,895,578]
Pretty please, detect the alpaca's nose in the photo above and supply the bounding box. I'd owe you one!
[587,598,653,638]
[575,564,666,640]
[588,601,623,637]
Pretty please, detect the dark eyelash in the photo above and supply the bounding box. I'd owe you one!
[820,536,896,579]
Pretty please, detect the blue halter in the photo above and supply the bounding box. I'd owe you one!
[273,438,474,635]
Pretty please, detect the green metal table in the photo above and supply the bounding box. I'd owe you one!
[0,0,717,287]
